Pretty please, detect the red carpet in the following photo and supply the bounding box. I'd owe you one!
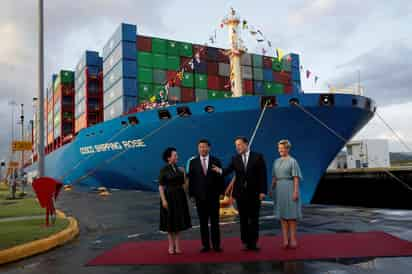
[87,231,412,266]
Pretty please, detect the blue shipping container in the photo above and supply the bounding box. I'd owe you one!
[103,60,137,91]
[254,80,264,94]
[263,69,273,81]
[104,95,137,121]
[103,41,137,76]
[103,23,137,61]
[194,61,207,74]
[291,68,300,81]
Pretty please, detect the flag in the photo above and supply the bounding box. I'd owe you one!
[314,76,319,84]
[267,41,272,47]
[257,39,264,42]
[220,23,224,28]
[300,65,303,71]
[306,70,311,79]
[276,48,284,61]
[149,96,156,103]
[262,48,267,55]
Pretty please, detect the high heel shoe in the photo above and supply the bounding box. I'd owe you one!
[281,241,289,249]
[174,249,183,255]
[289,240,298,249]
[168,248,175,255]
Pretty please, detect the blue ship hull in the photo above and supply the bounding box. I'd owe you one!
[28,93,375,204]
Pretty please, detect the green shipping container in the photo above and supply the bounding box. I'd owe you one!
[252,67,263,81]
[152,38,167,54]
[153,69,166,84]
[195,74,208,89]
[153,84,167,96]
[208,90,231,100]
[272,58,282,71]
[153,54,168,70]
[60,70,74,84]
[264,82,284,94]
[167,40,180,56]
[138,67,153,83]
[138,83,154,100]
[252,54,263,67]
[182,73,194,87]
[137,51,153,68]
[166,56,180,71]
[179,42,193,57]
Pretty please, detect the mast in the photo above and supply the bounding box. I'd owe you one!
[223,8,244,97]
[37,0,45,176]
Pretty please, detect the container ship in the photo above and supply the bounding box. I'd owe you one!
[28,10,376,204]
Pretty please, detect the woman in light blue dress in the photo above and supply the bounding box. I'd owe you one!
[272,139,303,249]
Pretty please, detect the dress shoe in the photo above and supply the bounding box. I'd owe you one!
[213,247,223,252]
[247,244,260,251]
[200,247,211,253]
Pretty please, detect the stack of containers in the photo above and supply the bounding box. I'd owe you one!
[53,70,75,147]
[103,23,137,121]
[75,50,103,133]
[46,74,57,150]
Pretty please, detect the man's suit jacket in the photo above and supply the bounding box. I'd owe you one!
[188,155,225,201]
[223,151,267,200]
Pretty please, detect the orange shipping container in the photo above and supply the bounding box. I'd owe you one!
[75,114,88,133]
[47,132,54,145]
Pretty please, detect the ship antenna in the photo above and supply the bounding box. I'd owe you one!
[222,7,245,97]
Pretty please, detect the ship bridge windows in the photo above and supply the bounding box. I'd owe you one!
[177,106,192,117]
[289,98,300,106]
[261,96,277,109]
[352,98,358,106]
[158,109,172,120]
[128,116,139,125]
[319,94,334,106]
[365,99,372,111]
[204,106,215,113]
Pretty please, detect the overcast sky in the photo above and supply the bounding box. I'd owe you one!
[0,0,411,161]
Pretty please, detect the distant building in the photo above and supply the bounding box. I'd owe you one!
[328,139,390,170]
[346,139,390,169]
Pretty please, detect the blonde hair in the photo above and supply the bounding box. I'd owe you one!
[278,139,292,149]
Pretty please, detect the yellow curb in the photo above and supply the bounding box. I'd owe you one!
[0,210,79,265]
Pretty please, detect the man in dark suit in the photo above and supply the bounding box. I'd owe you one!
[188,139,224,252]
[212,136,267,251]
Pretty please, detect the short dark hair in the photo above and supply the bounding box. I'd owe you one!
[198,139,211,146]
[234,136,249,144]
[162,147,177,162]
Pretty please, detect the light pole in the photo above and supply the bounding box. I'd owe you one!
[38,0,45,177]
[20,104,24,170]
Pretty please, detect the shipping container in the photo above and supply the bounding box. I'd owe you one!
[181,88,195,102]
[137,51,153,68]
[166,70,181,86]
[195,89,208,102]
[272,58,282,72]
[166,55,180,71]
[216,49,229,63]
[138,83,155,101]
[254,80,264,94]
[241,53,252,66]
[241,66,253,79]
[207,62,219,75]
[252,54,263,67]
[291,68,300,81]
[75,50,101,77]
[75,113,88,133]
[193,45,207,59]
[179,42,193,57]
[181,57,194,72]
[152,53,168,70]
[284,85,293,94]
[281,57,292,72]
[263,68,273,81]
[207,47,218,61]
[152,38,167,54]
[153,69,166,84]
[104,60,136,91]
[273,71,291,85]
[218,63,230,77]
[168,87,181,101]
[252,67,263,81]
[207,75,222,90]
[104,78,138,106]
[221,77,231,91]
[137,67,153,83]
[194,61,207,74]
[243,80,254,94]
[264,82,284,95]
[182,73,194,87]
[103,41,136,75]
[104,95,137,121]
[263,56,272,69]
[136,35,152,52]
[195,74,208,89]
[75,98,86,118]
[208,90,231,100]
[103,23,136,60]
[167,40,180,56]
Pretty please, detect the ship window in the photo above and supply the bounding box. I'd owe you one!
[158,109,171,120]
[121,121,128,127]
[319,94,334,106]
[289,98,300,105]
[261,96,277,108]
[177,106,192,117]
[352,98,358,106]
[365,99,371,110]
[128,116,139,125]
[204,106,215,113]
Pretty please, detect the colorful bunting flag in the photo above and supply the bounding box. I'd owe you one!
[276,48,284,61]
[242,20,248,29]
[314,76,319,84]
[306,70,311,79]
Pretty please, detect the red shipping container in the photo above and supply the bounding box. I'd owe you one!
[181,88,195,102]
[221,77,231,91]
[217,49,229,63]
[193,45,207,59]
[181,57,194,72]
[167,71,181,86]
[208,75,222,90]
[284,85,293,94]
[207,62,219,75]
[273,71,291,85]
[137,36,152,52]
[263,57,272,69]
[243,80,254,94]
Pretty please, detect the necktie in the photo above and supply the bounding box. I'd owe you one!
[243,154,248,170]
[201,158,208,175]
